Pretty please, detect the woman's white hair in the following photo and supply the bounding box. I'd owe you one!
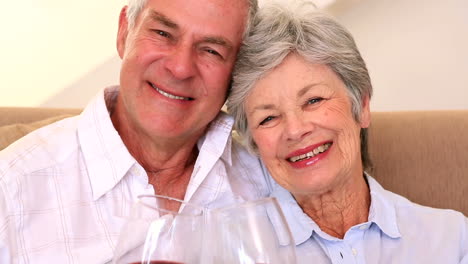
[227,0,373,169]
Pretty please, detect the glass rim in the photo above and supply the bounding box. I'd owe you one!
[211,196,280,213]
[136,194,205,216]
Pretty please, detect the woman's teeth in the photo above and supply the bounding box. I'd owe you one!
[288,143,332,162]
[151,83,192,101]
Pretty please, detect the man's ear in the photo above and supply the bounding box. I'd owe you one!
[117,6,129,59]
[360,95,371,128]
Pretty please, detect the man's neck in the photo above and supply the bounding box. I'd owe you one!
[145,148,198,202]
[110,100,203,201]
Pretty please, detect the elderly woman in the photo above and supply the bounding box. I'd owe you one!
[227,1,468,263]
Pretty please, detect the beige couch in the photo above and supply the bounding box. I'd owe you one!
[1,107,467,215]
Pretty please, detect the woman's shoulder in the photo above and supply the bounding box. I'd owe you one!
[386,188,467,240]
[368,175,467,237]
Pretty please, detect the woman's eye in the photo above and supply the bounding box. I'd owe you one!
[259,116,275,126]
[307,97,323,105]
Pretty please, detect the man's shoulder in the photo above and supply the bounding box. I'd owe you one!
[0,116,81,179]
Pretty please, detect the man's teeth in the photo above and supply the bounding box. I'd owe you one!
[151,83,192,101]
[288,143,332,163]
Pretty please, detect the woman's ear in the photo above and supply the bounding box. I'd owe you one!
[117,6,129,59]
[360,95,371,128]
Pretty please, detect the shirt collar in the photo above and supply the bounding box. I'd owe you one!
[271,184,315,245]
[78,87,235,201]
[270,173,402,246]
[366,173,402,239]
[78,86,136,201]
[184,111,234,203]
[196,111,234,166]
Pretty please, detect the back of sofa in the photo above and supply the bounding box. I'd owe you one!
[1,107,467,215]
[0,107,82,150]
[0,107,82,127]
[368,110,468,215]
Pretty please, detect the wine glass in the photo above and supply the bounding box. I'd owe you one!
[208,197,297,264]
[113,194,206,264]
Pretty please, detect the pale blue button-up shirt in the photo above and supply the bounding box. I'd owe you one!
[271,174,468,263]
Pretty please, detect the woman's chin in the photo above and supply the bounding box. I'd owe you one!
[284,173,337,196]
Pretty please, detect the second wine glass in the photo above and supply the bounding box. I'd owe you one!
[209,197,297,264]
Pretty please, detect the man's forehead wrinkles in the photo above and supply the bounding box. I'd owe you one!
[148,10,178,29]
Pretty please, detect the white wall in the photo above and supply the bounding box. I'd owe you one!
[328,0,468,111]
[1,0,467,110]
[0,0,124,108]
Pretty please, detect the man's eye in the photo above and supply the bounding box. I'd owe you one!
[259,116,275,126]
[153,30,170,38]
[205,48,222,58]
[307,97,323,105]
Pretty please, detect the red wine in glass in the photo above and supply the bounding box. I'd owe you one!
[129,261,184,264]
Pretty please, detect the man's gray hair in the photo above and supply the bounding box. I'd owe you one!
[125,0,259,39]
[227,0,373,170]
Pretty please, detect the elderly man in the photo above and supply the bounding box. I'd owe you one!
[0,0,267,262]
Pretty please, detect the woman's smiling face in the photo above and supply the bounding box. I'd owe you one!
[245,53,370,196]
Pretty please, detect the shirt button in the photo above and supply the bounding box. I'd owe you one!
[359,224,368,230]
[352,248,358,256]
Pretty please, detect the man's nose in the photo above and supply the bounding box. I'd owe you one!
[164,42,197,80]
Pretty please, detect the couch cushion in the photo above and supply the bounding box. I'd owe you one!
[0,115,73,150]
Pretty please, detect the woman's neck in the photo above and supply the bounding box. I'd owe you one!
[293,175,370,239]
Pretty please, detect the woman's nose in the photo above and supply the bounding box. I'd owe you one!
[284,113,314,141]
